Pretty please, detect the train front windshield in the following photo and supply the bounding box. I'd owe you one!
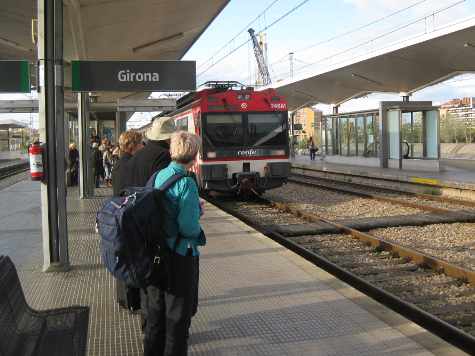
[204,112,287,149]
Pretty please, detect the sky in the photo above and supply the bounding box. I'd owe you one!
[135,0,475,126]
[2,0,475,128]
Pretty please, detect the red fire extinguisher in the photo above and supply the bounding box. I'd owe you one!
[28,142,44,181]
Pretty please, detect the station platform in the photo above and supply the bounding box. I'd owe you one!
[292,155,475,200]
[0,177,467,355]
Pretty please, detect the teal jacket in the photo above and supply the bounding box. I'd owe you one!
[154,161,205,256]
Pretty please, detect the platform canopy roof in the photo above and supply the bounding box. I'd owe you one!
[0,119,28,129]
[0,0,229,104]
[271,17,475,111]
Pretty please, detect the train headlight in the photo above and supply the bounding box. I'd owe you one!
[207,152,217,158]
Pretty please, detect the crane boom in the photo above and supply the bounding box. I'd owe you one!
[248,28,272,86]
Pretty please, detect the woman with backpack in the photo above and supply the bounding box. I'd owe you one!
[144,131,205,356]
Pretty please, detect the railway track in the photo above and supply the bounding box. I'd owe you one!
[289,172,475,211]
[0,161,29,180]
[0,161,30,190]
[204,194,475,354]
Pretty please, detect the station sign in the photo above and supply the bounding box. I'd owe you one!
[72,60,196,92]
[0,61,30,93]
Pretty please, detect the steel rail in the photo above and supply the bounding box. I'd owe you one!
[287,175,474,216]
[271,201,475,285]
[291,168,475,207]
[204,195,475,354]
[0,162,29,180]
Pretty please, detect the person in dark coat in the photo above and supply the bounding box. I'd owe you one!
[68,143,79,186]
[112,129,145,313]
[128,117,175,186]
[126,117,175,333]
[112,130,144,196]
[91,142,103,188]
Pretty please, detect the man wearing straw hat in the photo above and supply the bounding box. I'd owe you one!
[127,117,175,331]
[129,117,175,187]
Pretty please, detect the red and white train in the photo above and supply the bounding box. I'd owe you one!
[145,81,291,195]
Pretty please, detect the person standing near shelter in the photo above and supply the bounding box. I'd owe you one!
[308,136,317,161]
[144,131,205,356]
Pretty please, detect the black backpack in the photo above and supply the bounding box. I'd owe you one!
[96,172,182,288]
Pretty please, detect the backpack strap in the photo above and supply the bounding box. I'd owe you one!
[145,170,160,188]
[157,173,183,192]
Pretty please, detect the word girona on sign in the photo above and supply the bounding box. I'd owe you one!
[118,70,159,82]
[72,60,196,92]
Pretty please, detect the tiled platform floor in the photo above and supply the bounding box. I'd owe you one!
[0,178,468,355]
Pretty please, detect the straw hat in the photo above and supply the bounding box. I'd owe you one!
[146,117,176,141]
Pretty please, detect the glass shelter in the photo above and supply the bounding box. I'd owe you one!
[318,101,440,171]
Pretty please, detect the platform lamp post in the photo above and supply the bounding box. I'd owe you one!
[37,0,69,272]
[289,111,295,159]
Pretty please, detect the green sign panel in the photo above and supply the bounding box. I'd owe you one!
[0,61,30,93]
[72,60,196,92]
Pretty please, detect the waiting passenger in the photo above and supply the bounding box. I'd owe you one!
[91,142,102,188]
[112,130,144,314]
[127,118,175,333]
[68,143,79,186]
[112,130,143,196]
[144,131,205,356]
[308,136,318,161]
[103,148,114,187]
[128,118,175,186]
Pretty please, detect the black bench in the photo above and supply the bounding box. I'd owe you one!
[0,256,89,356]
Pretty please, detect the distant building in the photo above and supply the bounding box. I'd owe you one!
[293,108,323,144]
[440,97,475,126]
[440,97,475,143]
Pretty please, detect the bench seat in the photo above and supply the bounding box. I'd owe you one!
[0,256,89,356]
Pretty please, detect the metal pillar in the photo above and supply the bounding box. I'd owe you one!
[64,112,70,157]
[38,0,69,272]
[289,52,294,79]
[78,92,93,198]
[115,111,127,143]
[290,112,295,158]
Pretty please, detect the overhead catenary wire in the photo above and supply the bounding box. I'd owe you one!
[197,0,312,79]
[274,0,467,80]
[269,0,430,67]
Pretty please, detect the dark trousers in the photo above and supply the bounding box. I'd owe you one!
[310,149,316,160]
[143,253,199,356]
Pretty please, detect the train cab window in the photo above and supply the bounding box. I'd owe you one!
[247,113,287,147]
[204,114,243,147]
[176,117,189,132]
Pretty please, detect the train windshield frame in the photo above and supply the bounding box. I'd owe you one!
[202,112,288,150]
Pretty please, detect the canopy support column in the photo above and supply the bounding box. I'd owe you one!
[78,92,93,198]
[38,0,69,272]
